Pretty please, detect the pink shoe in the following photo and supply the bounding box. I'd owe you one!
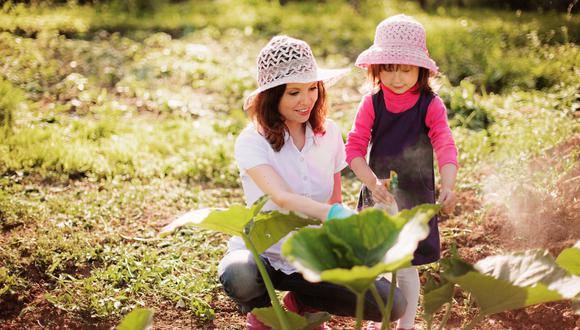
[364,321,381,330]
[364,322,415,330]
[283,292,330,330]
[246,312,271,330]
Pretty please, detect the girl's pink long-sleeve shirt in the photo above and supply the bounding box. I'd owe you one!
[345,83,458,173]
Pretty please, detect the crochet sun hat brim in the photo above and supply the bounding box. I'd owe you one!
[355,14,439,75]
[243,35,349,111]
[243,67,349,111]
[355,45,438,74]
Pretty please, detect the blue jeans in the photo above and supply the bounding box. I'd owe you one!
[218,250,407,321]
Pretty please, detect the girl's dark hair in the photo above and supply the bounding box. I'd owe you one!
[248,81,327,152]
[367,64,432,94]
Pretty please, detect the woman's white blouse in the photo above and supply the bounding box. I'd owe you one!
[226,119,347,274]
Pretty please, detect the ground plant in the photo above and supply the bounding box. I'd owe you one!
[162,201,579,330]
[0,0,578,329]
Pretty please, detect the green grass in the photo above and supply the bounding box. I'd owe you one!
[0,0,578,325]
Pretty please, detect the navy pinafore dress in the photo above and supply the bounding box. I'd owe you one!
[357,89,440,265]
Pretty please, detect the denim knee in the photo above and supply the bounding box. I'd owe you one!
[371,278,408,321]
[390,286,408,321]
[218,250,266,303]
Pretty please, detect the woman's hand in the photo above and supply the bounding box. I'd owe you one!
[437,187,456,214]
[368,179,396,205]
[326,203,357,221]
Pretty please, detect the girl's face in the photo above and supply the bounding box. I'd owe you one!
[379,64,419,94]
[278,82,319,126]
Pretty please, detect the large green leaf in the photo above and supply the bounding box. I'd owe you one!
[320,260,409,295]
[246,211,320,254]
[187,206,253,236]
[556,241,580,275]
[253,307,331,330]
[160,196,268,238]
[445,250,580,316]
[117,308,153,330]
[282,204,439,294]
[281,227,351,282]
[325,209,404,266]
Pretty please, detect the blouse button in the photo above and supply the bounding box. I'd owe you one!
[299,156,304,161]
[303,176,308,181]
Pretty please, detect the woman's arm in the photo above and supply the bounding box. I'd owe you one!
[246,165,332,221]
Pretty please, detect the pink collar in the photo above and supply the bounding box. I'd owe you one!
[380,83,421,113]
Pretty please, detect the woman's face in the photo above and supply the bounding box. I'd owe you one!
[379,64,419,94]
[278,82,319,126]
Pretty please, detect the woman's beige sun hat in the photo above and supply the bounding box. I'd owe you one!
[244,35,349,110]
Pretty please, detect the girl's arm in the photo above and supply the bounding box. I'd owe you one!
[327,172,343,204]
[246,165,332,221]
[349,156,395,205]
[438,163,458,213]
[425,96,459,213]
[346,96,395,204]
[425,96,458,172]
[345,96,374,165]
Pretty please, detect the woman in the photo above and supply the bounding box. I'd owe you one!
[218,35,406,329]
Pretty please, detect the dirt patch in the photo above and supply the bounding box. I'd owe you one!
[490,301,579,330]
[437,135,580,330]
[0,285,115,330]
[481,135,580,254]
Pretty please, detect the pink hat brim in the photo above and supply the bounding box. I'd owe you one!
[355,45,438,75]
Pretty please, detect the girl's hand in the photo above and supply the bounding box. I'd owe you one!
[437,188,456,214]
[368,179,396,205]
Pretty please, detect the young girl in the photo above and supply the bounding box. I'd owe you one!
[218,35,407,329]
[346,15,459,330]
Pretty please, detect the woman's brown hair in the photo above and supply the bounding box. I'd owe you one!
[367,64,432,94]
[248,81,327,152]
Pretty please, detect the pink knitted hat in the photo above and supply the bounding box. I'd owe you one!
[244,36,349,110]
[355,14,438,75]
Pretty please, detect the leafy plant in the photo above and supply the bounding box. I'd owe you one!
[162,196,328,330]
[422,271,454,330]
[438,78,493,131]
[0,266,27,298]
[282,204,441,330]
[423,243,580,329]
